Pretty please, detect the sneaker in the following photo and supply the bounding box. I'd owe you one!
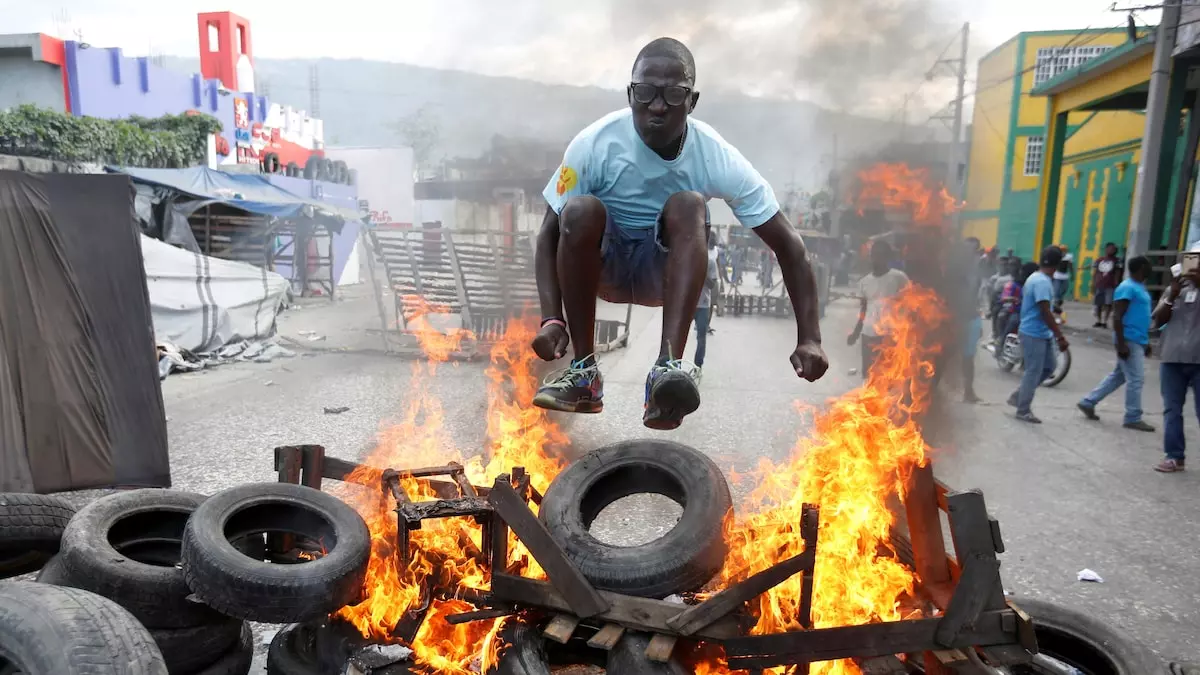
[1154,458,1185,473]
[643,360,702,430]
[1015,411,1042,424]
[1077,402,1099,420]
[963,391,980,404]
[1123,420,1156,432]
[695,366,704,384]
[532,357,604,413]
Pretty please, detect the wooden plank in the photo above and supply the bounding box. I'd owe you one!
[399,497,492,524]
[666,549,814,635]
[543,614,580,644]
[934,554,1002,647]
[489,476,510,572]
[944,490,1007,610]
[445,607,516,625]
[587,624,626,650]
[645,634,678,663]
[723,609,1019,669]
[798,504,819,629]
[487,481,610,618]
[903,464,952,607]
[489,574,743,641]
[857,655,909,675]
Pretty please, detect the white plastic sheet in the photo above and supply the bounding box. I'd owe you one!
[141,235,289,353]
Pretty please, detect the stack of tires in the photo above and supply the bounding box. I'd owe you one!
[0,483,371,675]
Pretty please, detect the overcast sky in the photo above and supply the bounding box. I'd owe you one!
[1,0,1156,115]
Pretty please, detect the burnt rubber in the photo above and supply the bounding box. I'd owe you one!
[182,482,370,624]
[1011,597,1164,674]
[267,620,416,675]
[0,493,76,578]
[0,581,168,675]
[58,489,224,628]
[643,371,701,431]
[150,617,246,674]
[493,618,552,675]
[540,439,733,598]
[606,631,690,674]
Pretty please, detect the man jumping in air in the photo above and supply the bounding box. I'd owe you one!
[529,38,829,430]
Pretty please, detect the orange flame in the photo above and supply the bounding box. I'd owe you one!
[334,307,566,674]
[701,284,946,675]
[855,162,959,227]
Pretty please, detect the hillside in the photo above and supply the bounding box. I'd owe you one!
[162,56,922,189]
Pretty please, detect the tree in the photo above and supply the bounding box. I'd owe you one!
[390,106,441,175]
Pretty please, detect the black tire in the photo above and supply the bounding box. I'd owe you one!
[539,439,733,598]
[58,489,224,629]
[181,482,370,624]
[188,622,253,675]
[606,631,689,675]
[1042,345,1072,388]
[0,581,168,675]
[0,550,53,579]
[151,618,245,675]
[34,552,65,583]
[0,493,76,554]
[1010,597,1163,674]
[493,619,551,675]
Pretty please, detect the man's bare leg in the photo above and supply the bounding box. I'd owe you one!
[644,191,707,431]
[658,191,707,361]
[557,196,607,360]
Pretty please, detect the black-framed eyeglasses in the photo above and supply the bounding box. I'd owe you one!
[629,82,692,107]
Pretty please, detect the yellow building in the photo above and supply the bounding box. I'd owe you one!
[963,28,1150,296]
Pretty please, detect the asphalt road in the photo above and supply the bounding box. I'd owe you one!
[150,293,1200,669]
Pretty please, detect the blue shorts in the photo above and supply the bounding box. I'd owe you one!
[599,214,669,306]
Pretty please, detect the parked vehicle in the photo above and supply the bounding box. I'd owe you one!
[991,333,1071,387]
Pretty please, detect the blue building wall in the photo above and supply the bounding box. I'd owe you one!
[62,41,359,284]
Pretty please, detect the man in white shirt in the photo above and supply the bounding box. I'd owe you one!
[848,240,909,379]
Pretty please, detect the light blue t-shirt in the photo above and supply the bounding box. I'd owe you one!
[1019,271,1055,339]
[1114,278,1151,345]
[542,109,780,230]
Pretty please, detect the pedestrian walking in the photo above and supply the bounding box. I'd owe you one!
[1052,244,1074,318]
[1091,242,1123,328]
[692,229,720,380]
[1007,246,1070,423]
[848,239,909,379]
[1077,256,1155,431]
[1151,258,1200,472]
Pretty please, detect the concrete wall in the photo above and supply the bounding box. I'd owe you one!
[0,52,64,111]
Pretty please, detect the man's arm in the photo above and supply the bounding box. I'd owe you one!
[1112,299,1130,357]
[753,211,821,346]
[534,206,562,320]
[1037,300,1068,349]
[849,295,867,345]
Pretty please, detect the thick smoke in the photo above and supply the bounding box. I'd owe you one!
[604,0,961,111]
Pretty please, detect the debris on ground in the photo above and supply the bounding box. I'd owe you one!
[324,406,351,415]
[347,643,414,671]
[1077,568,1104,583]
[298,330,327,342]
[157,339,296,378]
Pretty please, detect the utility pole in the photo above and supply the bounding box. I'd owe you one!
[928,23,970,228]
[1128,3,1182,258]
[308,64,321,118]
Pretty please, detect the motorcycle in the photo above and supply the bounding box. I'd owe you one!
[990,333,1071,388]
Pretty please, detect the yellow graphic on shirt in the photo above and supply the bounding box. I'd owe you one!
[555,166,578,196]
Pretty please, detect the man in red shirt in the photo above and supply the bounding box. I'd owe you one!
[1092,242,1123,328]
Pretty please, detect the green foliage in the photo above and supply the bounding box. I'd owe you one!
[0,105,222,168]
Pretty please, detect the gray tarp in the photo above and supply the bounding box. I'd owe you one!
[142,234,290,353]
[0,171,169,493]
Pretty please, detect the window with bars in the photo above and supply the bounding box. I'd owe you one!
[1024,136,1045,176]
[1033,45,1113,86]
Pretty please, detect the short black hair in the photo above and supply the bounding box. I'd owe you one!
[871,239,893,257]
[1128,255,1151,275]
[633,38,696,85]
[1104,241,1117,249]
[1040,246,1063,268]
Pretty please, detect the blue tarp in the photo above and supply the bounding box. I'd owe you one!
[111,166,360,220]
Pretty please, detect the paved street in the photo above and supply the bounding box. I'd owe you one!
[155,289,1200,668]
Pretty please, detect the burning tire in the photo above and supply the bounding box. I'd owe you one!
[606,631,689,674]
[181,482,370,624]
[0,581,168,675]
[540,439,733,598]
[492,619,552,675]
[56,489,225,629]
[1010,597,1163,674]
[0,492,76,579]
[266,620,417,674]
